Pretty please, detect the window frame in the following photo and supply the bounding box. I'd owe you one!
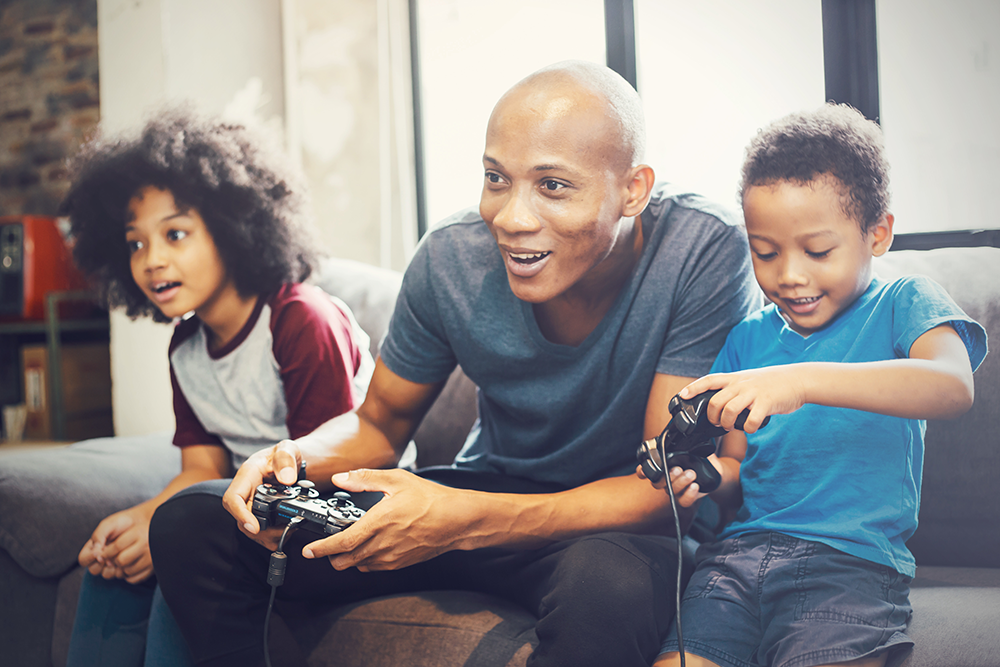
[408,0,995,250]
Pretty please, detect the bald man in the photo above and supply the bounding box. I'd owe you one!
[150,61,760,667]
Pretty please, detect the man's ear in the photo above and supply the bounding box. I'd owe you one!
[871,213,894,257]
[622,165,656,218]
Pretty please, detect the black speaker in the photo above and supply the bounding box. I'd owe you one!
[0,222,23,316]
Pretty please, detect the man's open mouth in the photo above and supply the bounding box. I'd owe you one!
[508,251,551,265]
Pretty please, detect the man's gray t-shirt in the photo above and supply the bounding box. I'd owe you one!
[379,182,760,488]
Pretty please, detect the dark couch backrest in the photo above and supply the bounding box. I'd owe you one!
[311,257,478,468]
[875,247,999,568]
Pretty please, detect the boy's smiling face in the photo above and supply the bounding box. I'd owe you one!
[743,175,893,336]
[125,186,234,322]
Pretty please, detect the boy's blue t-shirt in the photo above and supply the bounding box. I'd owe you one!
[716,275,987,577]
[379,183,761,489]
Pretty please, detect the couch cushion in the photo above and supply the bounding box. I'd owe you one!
[874,247,999,567]
[900,566,1000,667]
[0,432,180,578]
[312,256,479,468]
[311,257,403,360]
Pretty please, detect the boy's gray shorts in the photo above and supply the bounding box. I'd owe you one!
[659,531,913,667]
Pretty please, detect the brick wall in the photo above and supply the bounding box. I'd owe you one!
[0,0,99,216]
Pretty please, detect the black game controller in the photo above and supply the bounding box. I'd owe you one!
[636,389,769,493]
[252,481,366,536]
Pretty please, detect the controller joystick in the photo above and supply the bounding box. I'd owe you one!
[251,481,365,535]
[636,389,769,493]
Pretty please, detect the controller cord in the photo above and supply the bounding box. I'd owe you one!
[263,516,303,667]
[658,438,687,667]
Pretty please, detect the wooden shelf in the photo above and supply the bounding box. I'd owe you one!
[0,290,110,440]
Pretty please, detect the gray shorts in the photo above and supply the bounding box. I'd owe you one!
[659,532,913,667]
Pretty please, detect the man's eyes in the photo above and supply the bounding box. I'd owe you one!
[483,173,567,192]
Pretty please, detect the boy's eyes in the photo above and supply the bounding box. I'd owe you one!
[752,249,832,260]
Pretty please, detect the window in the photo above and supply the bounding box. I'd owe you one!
[412,0,998,238]
[415,0,605,226]
[635,0,825,210]
[878,0,1000,233]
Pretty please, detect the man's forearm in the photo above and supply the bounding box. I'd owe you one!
[450,473,685,552]
[292,412,401,488]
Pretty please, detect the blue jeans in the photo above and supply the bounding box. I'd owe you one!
[66,572,194,667]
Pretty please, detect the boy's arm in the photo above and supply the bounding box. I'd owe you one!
[704,430,746,523]
[681,323,975,431]
[708,429,746,507]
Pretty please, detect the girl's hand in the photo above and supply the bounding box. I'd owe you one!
[78,506,156,584]
[679,367,809,432]
[78,512,132,571]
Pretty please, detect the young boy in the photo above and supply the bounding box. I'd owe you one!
[650,104,988,667]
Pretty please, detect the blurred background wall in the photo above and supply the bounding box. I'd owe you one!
[1,0,996,439]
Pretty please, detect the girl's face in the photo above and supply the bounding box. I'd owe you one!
[125,186,235,322]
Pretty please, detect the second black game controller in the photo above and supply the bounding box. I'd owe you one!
[252,481,366,536]
[636,389,769,493]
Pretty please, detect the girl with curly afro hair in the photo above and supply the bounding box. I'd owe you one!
[62,106,318,322]
[62,107,374,667]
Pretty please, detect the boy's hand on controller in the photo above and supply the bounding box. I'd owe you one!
[636,455,721,506]
[224,439,302,536]
[680,367,809,432]
[301,469,477,572]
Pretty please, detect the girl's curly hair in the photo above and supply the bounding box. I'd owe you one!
[739,103,890,233]
[61,105,320,322]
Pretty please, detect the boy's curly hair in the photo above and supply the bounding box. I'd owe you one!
[60,106,320,322]
[739,103,890,232]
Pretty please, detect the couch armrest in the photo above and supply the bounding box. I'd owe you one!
[0,432,180,578]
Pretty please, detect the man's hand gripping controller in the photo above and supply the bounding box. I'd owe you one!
[636,389,768,493]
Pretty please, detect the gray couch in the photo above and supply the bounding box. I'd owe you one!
[1,248,998,667]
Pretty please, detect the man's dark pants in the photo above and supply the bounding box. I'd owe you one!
[149,475,680,667]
